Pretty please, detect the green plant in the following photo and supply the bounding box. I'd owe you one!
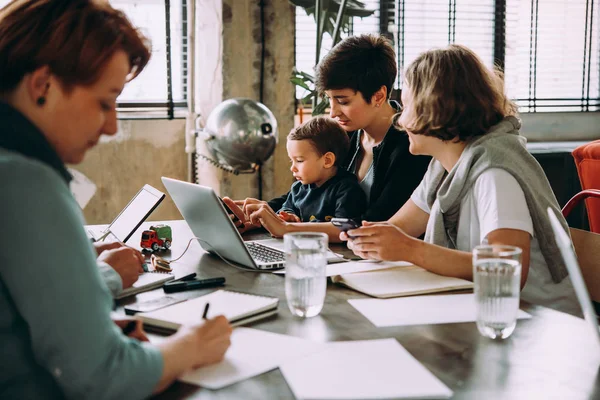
[289,0,375,115]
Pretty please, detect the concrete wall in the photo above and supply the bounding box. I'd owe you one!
[220,0,296,201]
[77,0,296,224]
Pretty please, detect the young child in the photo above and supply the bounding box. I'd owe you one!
[276,116,367,223]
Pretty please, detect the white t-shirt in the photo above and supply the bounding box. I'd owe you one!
[412,168,579,316]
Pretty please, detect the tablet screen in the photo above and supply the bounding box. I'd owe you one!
[107,184,165,242]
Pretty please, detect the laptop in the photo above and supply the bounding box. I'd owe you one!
[162,177,344,270]
[547,207,600,346]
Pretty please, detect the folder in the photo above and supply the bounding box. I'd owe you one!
[331,265,473,298]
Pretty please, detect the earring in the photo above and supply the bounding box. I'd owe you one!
[375,103,380,108]
[37,82,50,107]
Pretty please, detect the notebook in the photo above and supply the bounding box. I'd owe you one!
[138,290,279,332]
[114,272,174,300]
[331,265,473,298]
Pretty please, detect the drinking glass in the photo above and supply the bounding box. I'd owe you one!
[284,232,328,318]
[473,245,522,339]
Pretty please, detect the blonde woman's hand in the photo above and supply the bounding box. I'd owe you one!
[345,221,414,261]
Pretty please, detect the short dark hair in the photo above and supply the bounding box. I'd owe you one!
[288,117,349,166]
[397,44,518,142]
[0,0,151,95]
[315,34,397,103]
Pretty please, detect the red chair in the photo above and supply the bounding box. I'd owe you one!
[562,141,600,316]
[568,140,600,233]
[562,189,600,223]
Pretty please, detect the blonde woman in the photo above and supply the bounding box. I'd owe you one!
[343,45,578,315]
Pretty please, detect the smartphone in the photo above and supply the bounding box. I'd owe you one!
[219,197,240,222]
[331,218,361,232]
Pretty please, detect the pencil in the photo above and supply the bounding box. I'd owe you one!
[202,303,210,319]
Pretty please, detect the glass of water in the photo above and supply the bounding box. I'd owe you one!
[284,232,328,318]
[473,245,522,339]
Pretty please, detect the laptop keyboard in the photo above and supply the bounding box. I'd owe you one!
[245,242,285,264]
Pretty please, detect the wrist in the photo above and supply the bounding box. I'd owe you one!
[406,236,425,266]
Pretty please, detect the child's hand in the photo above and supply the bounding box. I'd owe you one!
[277,211,300,223]
[246,203,289,238]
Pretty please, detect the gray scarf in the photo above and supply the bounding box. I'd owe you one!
[422,116,568,283]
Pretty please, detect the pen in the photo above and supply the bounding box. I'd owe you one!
[202,303,210,319]
[122,320,137,335]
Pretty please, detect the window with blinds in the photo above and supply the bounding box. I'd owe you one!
[0,0,187,119]
[295,0,600,113]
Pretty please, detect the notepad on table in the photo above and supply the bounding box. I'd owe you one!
[331,265,473,298]
[138,290,279,332]
[115,272,174,300]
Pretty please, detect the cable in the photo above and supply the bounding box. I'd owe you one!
[196,153,241,175]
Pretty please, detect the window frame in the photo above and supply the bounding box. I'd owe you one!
[294,0,600,114]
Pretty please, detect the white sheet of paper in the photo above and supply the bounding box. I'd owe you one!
[280,338,453,399]
[273,260,411,276]
[349,293,531,327]
[173,327,324,389]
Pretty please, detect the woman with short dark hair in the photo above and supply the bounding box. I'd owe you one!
[0,1,232,398]
[224,34,430,240]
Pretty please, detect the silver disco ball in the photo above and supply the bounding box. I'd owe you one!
[201,98,278,173]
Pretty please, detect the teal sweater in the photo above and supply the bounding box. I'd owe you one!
[0,103,162,399]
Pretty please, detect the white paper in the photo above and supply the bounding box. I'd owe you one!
[280,338,453,399]
[273,260,411,276]
[68,168,97,209]
[349,293,532,327]
[174,328,324,389]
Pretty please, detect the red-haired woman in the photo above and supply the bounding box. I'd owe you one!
[0,1,231,398]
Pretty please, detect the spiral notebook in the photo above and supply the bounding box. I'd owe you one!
[138,290,279,331]
[115,271,174,300]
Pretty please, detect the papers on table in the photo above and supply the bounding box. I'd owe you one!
[273,259,410,276]
[149,329,454,398]
[280,338,453,400]
[349,293,532,327]
[167,328,323,389]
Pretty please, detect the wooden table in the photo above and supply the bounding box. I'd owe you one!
[109,221,600,399]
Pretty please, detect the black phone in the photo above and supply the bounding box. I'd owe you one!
[331,218,361,232]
